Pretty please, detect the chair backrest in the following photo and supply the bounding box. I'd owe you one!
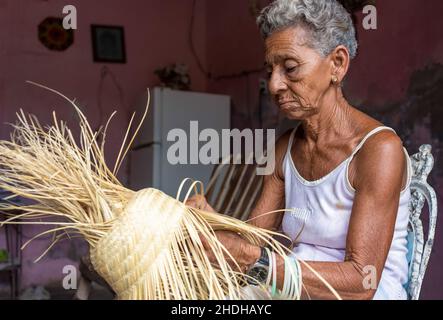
[407,144,438,300]
[205,155,263,221]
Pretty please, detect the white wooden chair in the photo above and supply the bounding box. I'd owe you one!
[406,144,438,300]
[205,154,263,221]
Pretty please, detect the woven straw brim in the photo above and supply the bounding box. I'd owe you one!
[90,188,186,299]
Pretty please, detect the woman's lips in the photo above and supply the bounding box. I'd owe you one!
[278,101,296,110]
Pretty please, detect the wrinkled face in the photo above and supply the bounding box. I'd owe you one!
[265,26,333,120]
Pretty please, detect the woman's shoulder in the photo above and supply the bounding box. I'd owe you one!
[348,110,407,188]
[351,108,403,153]
[352,122,405,177]
[357,114,402,151]
[359,128,403,156]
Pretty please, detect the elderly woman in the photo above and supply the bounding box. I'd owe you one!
[188,0,411,300]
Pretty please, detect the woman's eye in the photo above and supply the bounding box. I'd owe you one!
[286,66,297,73]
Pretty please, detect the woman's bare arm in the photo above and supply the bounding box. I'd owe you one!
[247,130,292,230]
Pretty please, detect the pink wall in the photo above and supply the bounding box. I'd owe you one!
[347,1,443,109]
[0,0,207,291]
[206,0,267,130]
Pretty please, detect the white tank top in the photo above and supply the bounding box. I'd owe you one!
[282,125,411,300]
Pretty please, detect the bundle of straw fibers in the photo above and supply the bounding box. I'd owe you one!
[0,82,300,300]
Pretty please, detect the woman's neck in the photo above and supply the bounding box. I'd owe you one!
[300,88,355,145]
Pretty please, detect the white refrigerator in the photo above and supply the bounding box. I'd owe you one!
[129,87,230,197]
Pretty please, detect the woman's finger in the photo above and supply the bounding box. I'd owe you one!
[185,195,206,209]
[198,233,210,249]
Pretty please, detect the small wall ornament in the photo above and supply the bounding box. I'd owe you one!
[38,17,74,51]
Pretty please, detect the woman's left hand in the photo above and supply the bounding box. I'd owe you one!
[199,230,261,273]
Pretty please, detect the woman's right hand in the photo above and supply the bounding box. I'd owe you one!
[185,194,216,213]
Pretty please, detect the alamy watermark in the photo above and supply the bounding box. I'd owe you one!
[362,265,378,290]
[62,5,77,30]
[62,264,78,290]
[362,5,377,30]
[62,4,377,31]
[167,121,275,175]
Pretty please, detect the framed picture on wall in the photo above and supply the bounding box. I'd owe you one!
[91,25,126,63]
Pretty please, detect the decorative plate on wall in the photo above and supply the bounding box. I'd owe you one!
[38,17,74,51]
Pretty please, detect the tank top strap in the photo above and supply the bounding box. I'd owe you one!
[286,122,301,157]
[349,126,397,159]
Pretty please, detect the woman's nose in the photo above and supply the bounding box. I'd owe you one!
[268,70,287,96]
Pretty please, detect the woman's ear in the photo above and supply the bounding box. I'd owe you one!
[330,45,350,85]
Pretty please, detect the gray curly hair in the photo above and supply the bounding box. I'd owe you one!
[257,0,358,59]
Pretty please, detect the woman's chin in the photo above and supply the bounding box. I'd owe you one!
[281,108,307,120]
